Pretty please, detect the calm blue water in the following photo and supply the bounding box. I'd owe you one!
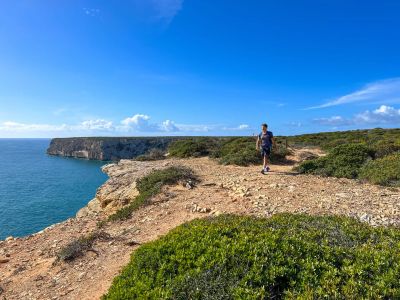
[0,139,108,240]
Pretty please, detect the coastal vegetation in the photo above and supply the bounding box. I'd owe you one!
[167,137,222,158]
[103,213,400,299]
[168,137,290,166]
[106,166,197,222]
[359,152,400,186]
[295,143,374,179]
[295,131,400,186]
[286,128,400,150]
[135,149,166,161]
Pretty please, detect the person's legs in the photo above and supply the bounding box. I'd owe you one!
[263,147,271,172]
[261,147,270,172]
[263,155,267,169]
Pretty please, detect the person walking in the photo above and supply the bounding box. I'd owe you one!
[256,123,275,174]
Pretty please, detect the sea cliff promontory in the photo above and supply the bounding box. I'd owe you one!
[1,148,399,299]
[46,137,184,160]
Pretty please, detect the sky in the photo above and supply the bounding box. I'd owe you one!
[0,0,400,137]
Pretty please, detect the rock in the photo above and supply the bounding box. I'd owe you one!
[47,137,183,160]
[0,258,10,263]
[5,236,13,242]
[335,192,350,198]
[76,198,102,218]
[78,272,86,280]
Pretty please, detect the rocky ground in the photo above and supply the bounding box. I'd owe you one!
[0,148,399,300]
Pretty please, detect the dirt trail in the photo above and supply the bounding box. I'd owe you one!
[0,148,399,300]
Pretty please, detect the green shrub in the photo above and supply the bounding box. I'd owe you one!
[287,128,400,152]
[168,137,290,166]
[135,149,166,161]
[103,214,400,299]
[371,140,400,158]
[107,166,197,222]
[213,137,261,166]
[213,137,290,166]
[168,138,221,158]
[360,152,400,186]
[296,143,374,178]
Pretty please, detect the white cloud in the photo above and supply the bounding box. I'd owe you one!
[313,116,352,126]
[120,114,182,132]
[79,119,114,131]
[0,121,68,132]
[160,120,180,132]
[0,113,251,137]
[83,8,100,17]
[174,124,214,132]
[354,105,400,124]
[151,0,183,23]
[307,78,400,109]
[313,105,400,126]
[120,114,155,131]
[238,124,250,130]
[220,124,251,131]
[285,121,303,128]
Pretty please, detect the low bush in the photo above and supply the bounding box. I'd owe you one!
[135,149,166,161]
[359,152,400,186]
[168,138,221,158]
[213,137,260,166]
[370,140,400,158]
[57,231,110,261]
[107,166,197,222]
[103,214,400,299]
[287,128,400,151]
[296,143,374,179]
[168,137,290,166]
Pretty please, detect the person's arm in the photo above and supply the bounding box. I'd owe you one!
[270,132,275,148]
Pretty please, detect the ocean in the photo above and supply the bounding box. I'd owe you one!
[0,139,108,240]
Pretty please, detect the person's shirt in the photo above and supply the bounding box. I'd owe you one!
[259,131,273,148]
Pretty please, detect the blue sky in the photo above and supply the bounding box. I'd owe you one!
[1,0,400,137]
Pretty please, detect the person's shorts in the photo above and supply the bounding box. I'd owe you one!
[261,147,271,157]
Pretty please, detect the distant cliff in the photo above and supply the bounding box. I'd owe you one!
[47,137,183,160]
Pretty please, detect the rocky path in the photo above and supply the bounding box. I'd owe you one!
[0,148,399,300]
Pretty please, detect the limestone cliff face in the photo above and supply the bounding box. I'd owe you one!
[47,137,182,160]
[76,160,173,217]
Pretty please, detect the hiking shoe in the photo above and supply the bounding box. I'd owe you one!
[266,167,270,172]
[261,169,265,174]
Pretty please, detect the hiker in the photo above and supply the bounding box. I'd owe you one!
[256,123,275,174]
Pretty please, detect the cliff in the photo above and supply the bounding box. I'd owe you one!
[1,149,399,299]
[46,137,184,160]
